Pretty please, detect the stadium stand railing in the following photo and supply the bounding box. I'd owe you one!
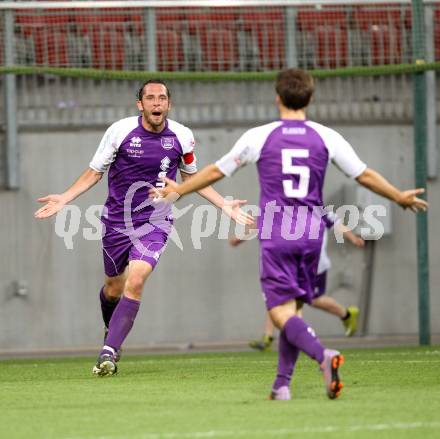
[6,3,426,71]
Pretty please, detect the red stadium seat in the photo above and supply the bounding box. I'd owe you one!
[435,10,440,61]
[74,12,126,70]
[296,9,348,68]
[155,10,185,71]
[237,8,285,70]
[185,9,238,71]
[353,8,402,65]
[15,10,71,66]
[205,28,237,71]
[157,30,183,71]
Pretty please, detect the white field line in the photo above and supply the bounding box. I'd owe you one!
[64,421,440,439]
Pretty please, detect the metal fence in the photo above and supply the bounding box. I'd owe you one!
[3,2,438,71]
[0,1,439,127]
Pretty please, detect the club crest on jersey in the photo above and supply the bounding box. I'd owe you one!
[130,136,142,147]
[160,156,171,171]
[161,137,174,150]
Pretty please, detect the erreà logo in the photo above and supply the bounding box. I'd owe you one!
[130,136,142,147]
[161,137,174,150]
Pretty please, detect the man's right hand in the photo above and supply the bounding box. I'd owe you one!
[397,188,428,212]
[34,194,67,219]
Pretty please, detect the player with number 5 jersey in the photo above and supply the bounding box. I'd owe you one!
[154,69,428,401]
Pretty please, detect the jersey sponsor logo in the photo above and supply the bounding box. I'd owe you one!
[127,149,144,157]
[160,156,171,171]
[282,127,306,135]
[161,137,175,150]
[129,136,142,147]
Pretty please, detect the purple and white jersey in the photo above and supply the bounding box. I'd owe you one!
[216,119,366,244]
[90,116,197,226]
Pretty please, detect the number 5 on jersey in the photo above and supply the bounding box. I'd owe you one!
[282,149,310,198]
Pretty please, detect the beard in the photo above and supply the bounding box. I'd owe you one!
[145,109,168,128]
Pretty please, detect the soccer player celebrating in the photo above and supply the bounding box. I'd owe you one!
[35,79,253,376]
[153,69,428,400]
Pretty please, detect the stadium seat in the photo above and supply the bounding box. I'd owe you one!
[353,8,403,65]
[156,10,184,71]
[15,10,71,66]
[238,8,285,71]
[296,9,348,68]
[157,30,183,71]
[74,12,126,70]
[435,9,440,61]
[205,28,238,71]
[185,9,238,71]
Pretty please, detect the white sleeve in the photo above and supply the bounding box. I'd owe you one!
[330,133,367,179]
[215,131,258,177]
[89,117,138,172]
[215,122,281,177]
[306,121,367,179]
[89,124,119,173]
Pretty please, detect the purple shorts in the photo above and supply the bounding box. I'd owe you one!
[102,225,169,278]
[313,271,327,299]
[259,241,321,310]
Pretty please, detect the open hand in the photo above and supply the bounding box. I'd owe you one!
[397,188,428,212]
[148,177,181,203]
[34,194,66,219]
[346,232,365,248]
[222,199,254,226]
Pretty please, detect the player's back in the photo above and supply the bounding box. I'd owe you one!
[257,119,329,214]
[256,120,330,247]
[217,118,366,248]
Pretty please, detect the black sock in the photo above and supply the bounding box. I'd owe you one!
[342,309,351,321]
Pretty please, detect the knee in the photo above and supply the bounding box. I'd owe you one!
[104,279,124,301]
[124,275,145,299]
[269,304,297,330]
[268,310,285,330]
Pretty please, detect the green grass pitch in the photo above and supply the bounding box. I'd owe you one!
[1,346,439,439]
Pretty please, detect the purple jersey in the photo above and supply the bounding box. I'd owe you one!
[216,119,366,245]
[90,116,197,227]
[216,119,366,307]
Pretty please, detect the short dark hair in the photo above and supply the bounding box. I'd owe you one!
[275,69,314,110]
[137,79,171,100]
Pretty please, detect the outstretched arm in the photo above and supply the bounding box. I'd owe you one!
[356,168,428,212]
[180,169,253,226]
[337,226,365,248]
[35,167,103,219]
[177,164,224,196]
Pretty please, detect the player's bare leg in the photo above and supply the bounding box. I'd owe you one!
[312,296,359,336]
[93,261,153,376]
[312,296,346,317]
[269,300,344,400]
